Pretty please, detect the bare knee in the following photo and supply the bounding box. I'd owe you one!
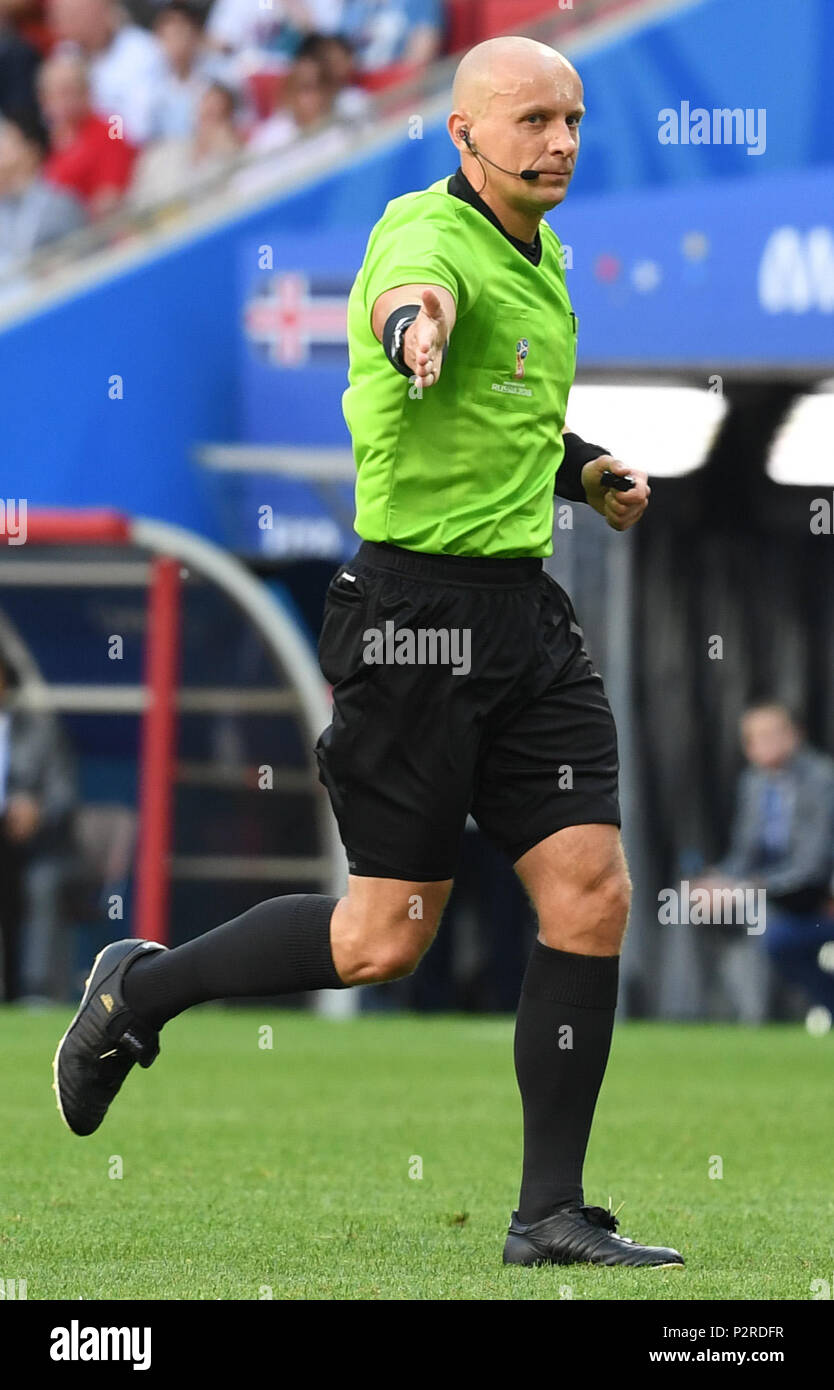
[330,880,450,986]
[589,862,632,927]
[336,916,433,986]
[536,862,632,954]
[362,937,426,984]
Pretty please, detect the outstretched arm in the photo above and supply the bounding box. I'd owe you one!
[372,284,457,388]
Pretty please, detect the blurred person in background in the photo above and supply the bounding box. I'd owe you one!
[205,0,342,85]
[0,108,84,278]
[678,840,771,1025]
[39,51,136,215]
[339,0,443,72]
[235,48,349,195]
[0,653,78,1003]
[129,77,240,207]
[697,702,834,1027]
[0,0,42,119]
[247,50,333,153]
[48,0,168,144]
[296,30,370,123]
[153,1,225,139]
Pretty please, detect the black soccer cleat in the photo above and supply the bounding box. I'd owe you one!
[503,1203,685,1268]
[52,939,167,1136]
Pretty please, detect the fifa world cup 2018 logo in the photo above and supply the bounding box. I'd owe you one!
[515,338,529,379]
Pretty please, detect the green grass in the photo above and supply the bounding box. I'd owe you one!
[1,1009,831,1300]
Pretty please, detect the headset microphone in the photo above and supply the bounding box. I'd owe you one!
[461,129,541,181]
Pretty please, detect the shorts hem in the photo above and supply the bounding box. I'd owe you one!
[501,812,622,866]
[344,850,458,882]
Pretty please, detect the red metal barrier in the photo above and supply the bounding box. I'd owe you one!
[0,508,130,546]
[134,556,182,945]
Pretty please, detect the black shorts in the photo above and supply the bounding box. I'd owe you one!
[314,540,620,881]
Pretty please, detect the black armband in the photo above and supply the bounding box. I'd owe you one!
[383,303,421,378]
[554,432,612,503]
[382,303,450,380]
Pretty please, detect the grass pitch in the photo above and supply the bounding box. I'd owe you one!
[1,1008,831,1300]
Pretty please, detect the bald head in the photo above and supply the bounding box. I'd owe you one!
[448,36,584,235]
[452,36,578,123]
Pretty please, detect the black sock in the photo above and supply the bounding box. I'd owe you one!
[513,939,619,1224]
[123,894,345,1029]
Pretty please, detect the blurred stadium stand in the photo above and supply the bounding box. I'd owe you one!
[1,0,833,1017]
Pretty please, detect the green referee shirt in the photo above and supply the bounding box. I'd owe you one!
[342,167,578,558]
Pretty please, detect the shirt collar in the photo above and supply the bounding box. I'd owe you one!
[447,166,542,266]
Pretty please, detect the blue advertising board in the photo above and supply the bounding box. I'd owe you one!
[237,165,834,449]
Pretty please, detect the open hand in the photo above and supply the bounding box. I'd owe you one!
[402,288,450,389]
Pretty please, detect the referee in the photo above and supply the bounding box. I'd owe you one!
[54,36,683,1271]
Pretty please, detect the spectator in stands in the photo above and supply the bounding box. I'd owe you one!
[247,51,333,153]
[296,31,370,123]
[676,843,771,1025]
[697,702,834,1026]
[48,0,168,144]
[0,108,84,276]
[0,1,42,119]
[339,0,443,72]
[129,77,241,207]
[0,652,78,1003]
[205,0,342,84]
[39,51,136,214]
[153,2,225,139]
[235,48,349,194]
